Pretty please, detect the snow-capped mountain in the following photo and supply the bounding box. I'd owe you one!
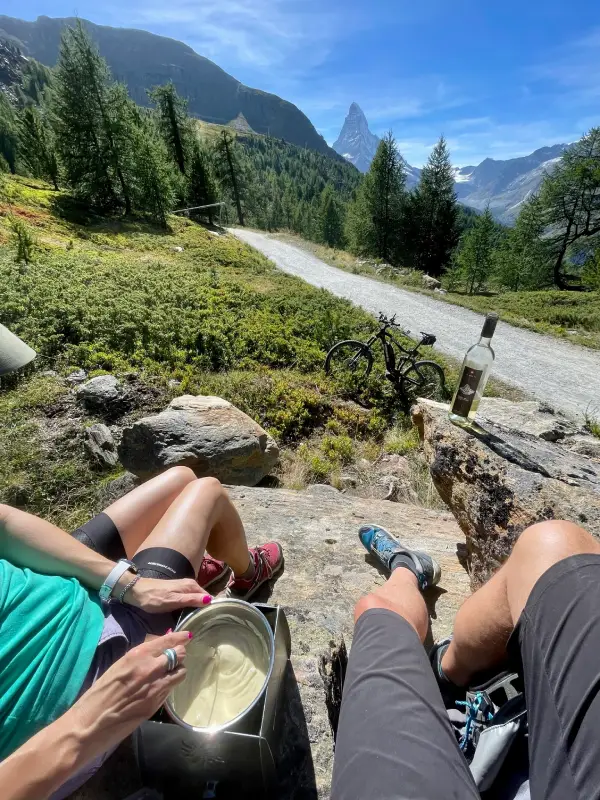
[332,102,379,173]
[332,105,567,223]
[332,102,421,186]
[452,145,568,223]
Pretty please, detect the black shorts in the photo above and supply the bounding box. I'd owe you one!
[331,554,600,800]
[72,512,195,581]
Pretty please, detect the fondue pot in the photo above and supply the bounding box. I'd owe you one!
[165,598,275,733]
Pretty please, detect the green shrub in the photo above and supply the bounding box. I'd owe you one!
[9,215,36,264]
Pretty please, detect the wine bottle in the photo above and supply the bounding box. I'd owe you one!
[449,313,498,423]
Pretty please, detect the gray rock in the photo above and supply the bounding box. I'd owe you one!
[84,424,118,469]
[565,434,600,460]
[339,475,357,489]
[76,375,126,416]
[477,397,578,441]
[377,453,411,476]
[96,473,140,509]
[434,287,448,295]
[40,370,58,378]
[66,368,87,385]
[172,246,184,252]
[413,399,600,588]
[118,395,279,485]
[422,274,441,290]
[306,483,340,496]
[72,486,469,800]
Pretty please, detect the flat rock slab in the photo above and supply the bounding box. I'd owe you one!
[71,486,468,800]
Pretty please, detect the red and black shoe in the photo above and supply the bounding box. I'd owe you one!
[226,542,284,600]
[198,555,229,589]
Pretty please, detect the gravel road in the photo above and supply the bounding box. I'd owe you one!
[231,229,600,421]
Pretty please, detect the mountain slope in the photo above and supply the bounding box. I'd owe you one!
[453,144,568,223]
[0,14,342,160]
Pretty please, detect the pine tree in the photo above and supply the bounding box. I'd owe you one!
[538,128,600,288]
[346,131,406,262]
[455,207,498,294]
[214,130,245,225]
[408,136,460,277]
[18,105,60,190]
[318,183,344,247]
[496,195,550,290]
[0,93,19,175]
[187,142,218,223]
[52,21,134,212]
[148,82,191,175]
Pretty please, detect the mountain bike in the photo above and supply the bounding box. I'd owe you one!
[325,313,446,401]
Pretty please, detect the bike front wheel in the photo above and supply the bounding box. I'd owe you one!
[325,340,374,382]
[400,360,446,402]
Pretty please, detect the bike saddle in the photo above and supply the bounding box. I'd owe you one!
[420,332,436,345]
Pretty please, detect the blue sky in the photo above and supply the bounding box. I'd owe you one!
[5,0,600,166]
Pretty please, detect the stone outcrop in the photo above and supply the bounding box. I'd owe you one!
[118,395,279,485]
[75,485,469,800]
[76,375,129,418]
[422,274,442,290]
[84,423,118,469]
[413,398,600,588]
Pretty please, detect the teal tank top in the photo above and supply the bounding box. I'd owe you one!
[0,559,104,761]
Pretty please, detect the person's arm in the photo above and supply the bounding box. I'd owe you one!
[0,503,124,592]
[0,503,212,612]
[0,631,190,800]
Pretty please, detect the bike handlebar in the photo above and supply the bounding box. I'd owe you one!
[378,312,410,336]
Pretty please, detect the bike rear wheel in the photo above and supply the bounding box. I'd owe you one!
[400,360,446,402]
[325,340,374,382]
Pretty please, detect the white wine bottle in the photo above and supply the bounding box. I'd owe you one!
[449,313,499,424]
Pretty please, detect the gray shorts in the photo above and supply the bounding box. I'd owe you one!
[51,603,173,800]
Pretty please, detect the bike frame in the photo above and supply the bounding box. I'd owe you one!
[365,326,422,372]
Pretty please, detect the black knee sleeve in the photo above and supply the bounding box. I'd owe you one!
[72,512,126,562]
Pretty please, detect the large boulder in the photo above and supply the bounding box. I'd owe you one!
[118,395,279,485]
[75,486,469,800]
[413,399,600,589]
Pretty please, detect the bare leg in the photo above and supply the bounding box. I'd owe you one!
[103,466,196,558]
[354,568,429,642]
[134,477,251,577]
[441,520,600,687]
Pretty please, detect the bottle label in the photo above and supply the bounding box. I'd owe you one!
[451,367,483,417]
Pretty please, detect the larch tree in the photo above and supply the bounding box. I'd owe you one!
[148,82,191,176]
[0,93,19,175]
[214,130,245,226]
[409,135,460,277]
[52,21,135,213]
[455,206,498,294]
[187,141,218,222]
[538,128,600,288]
[346,131,406,262]
[318,183,344,248]
[18,105,60,190]
[495,195,550,290]
[129,109,178,227]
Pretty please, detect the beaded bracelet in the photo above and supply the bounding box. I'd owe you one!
[118,574,141,603]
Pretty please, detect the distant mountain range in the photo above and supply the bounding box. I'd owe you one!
[333,102,568,223]
[0,14,343,161]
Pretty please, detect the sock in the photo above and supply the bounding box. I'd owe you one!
[390,553,419,579]
[237,551,256,580]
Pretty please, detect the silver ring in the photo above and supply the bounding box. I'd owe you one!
[163,647,178,673]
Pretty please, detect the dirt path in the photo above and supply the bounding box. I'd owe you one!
[230,229,600,421]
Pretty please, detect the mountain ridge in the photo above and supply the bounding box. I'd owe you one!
[0,14,345,162]
[332,102,568,223]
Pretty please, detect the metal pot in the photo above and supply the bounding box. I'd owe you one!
[165,598,275,733]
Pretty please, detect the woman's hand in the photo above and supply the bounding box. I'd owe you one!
[67,631,190,757]
[125,576,212,613]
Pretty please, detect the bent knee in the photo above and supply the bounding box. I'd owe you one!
[354,593,392,623]
[192,476,224,496]
[164,465,197,486]
[514,519,600,564]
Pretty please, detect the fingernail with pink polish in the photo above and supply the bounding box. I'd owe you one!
[188,631,194,639]
[166,628,173,634]
[202,595,212,605]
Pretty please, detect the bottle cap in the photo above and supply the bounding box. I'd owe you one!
[481,313,498,339]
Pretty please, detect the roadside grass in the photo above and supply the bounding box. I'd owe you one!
[1,176,524,526]
[275,233,600,351]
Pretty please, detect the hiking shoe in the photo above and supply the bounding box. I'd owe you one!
[226,542,284,600]
[429,637,463,706]
[358,523,441,591]
[198,555,229,589]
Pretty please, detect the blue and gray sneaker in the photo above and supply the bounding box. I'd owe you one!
[359,524,441,591]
